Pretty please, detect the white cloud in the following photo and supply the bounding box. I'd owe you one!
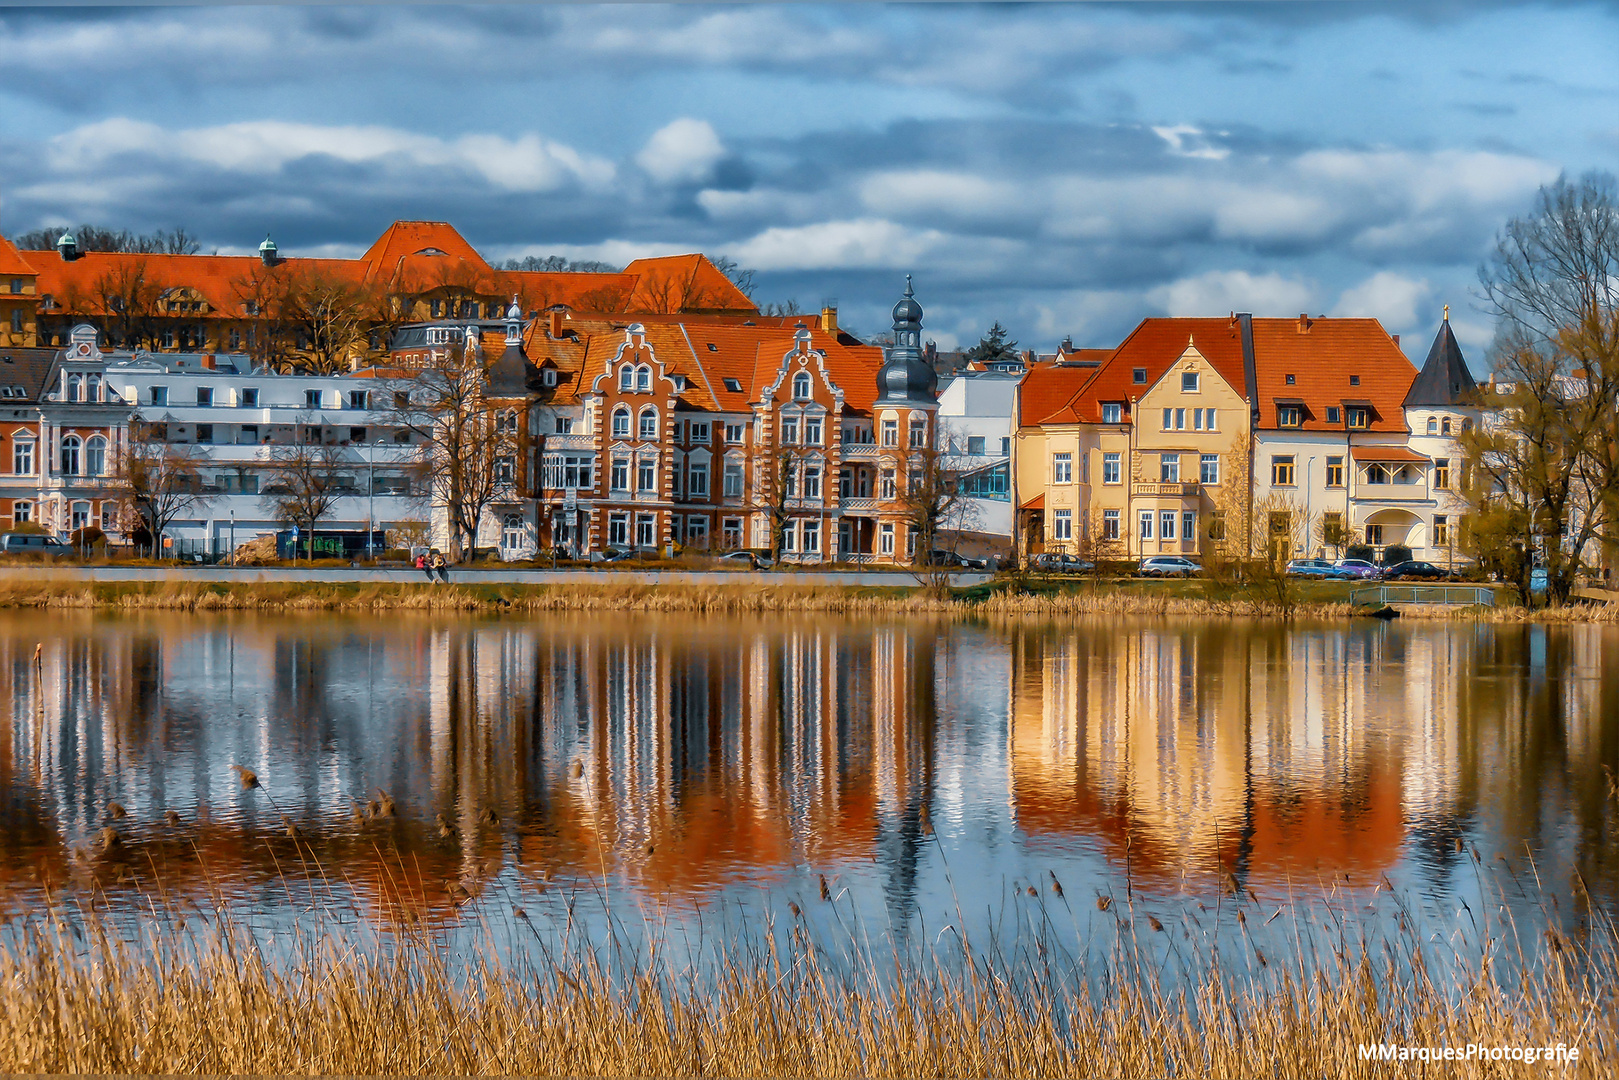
[43,118,614,193]
[635,118,726,185]
[727,218,947,271]
[858,170,1031,224]
[1333,271,1432,328]
[1151,125,1230,161]
[1150,270,1315,317]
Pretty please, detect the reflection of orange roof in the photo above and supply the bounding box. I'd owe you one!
[0,234,38,277]
[1247,771,1405,887]
[1350,445,1429,462]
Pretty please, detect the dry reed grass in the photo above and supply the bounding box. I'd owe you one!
[0,887,1611,1078]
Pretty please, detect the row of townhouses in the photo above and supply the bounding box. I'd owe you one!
[2,221,1487,566]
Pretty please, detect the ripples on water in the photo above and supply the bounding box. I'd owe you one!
[2,612,1615,985]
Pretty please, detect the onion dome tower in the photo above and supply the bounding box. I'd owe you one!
[875,275,937,405]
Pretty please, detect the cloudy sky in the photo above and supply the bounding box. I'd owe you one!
[2,2,1616,361]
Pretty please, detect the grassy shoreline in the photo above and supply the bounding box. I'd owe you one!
[0,575,1613,620]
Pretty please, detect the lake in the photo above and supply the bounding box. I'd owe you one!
[2,612,1615,983]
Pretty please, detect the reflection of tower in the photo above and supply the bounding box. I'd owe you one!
[871,624,937,928]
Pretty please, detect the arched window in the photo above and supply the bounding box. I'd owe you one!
[85,436,107,477]
[793,372,812,400]
[61,434,81,475]
[1461,418,1473,433]
[619,366,634,391]
[1441,416,1452,435]
[611,406,631,439]
[86,374,102,402]
[636,365,652,393]
[1426,417,1437,434]
[67,374,83,401]
[638,406,659,441]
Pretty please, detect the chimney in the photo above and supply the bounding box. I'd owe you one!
[1297,313,1311,333]
[820,305,838,333]
[200,354,216,370]
[549,309,564,339]
[1392,334,1399,347]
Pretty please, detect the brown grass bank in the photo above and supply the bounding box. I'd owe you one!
[0,906,1611,1077]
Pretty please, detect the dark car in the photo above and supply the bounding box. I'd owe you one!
[1030,552,1094,574]
[926,549,990,570]
[717,550,774,570]
[1382,560,1450,581]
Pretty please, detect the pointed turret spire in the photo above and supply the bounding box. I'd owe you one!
[1403,312,1477,407]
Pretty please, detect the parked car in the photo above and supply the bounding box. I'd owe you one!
[717,550,774,570]
[1382,560,1450,581]
[598,545,637,563]
[1332,559,1383,580]
[1138,555,1200,578]
[0,532,74,558]
[1030,552,1095,574]
[926,549,990,570]
[1285,558,1342,578]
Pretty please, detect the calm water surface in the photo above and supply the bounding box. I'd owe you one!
[2,612,1615,977]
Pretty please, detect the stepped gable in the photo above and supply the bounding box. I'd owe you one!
[1069,317,1250,423]
[1403,313,1478,407]
[0,233,37,276]
[1249,316,1415,432]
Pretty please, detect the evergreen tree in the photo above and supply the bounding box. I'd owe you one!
[965,322,1019,365]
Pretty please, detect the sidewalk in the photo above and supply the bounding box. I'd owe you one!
[0,565,993,587]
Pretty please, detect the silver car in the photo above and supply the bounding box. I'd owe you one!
[1138,555,1200,578]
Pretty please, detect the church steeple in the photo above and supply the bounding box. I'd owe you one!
[875,275,937,405]
[1403,310,1477,407]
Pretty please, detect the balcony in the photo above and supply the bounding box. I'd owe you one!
[839,497,878,513]
[1132,481,1201,498]
[840,443,880,460]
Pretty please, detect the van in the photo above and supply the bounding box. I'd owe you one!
[0,533,75,558]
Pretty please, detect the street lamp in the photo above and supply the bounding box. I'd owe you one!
[230,509,236,566]
[367,441,375,561]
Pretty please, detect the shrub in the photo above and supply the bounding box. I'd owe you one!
[1345,543,1375,563]
[1383,543,1413,566]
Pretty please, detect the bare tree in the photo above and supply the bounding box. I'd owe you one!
[1469,171,1619,602]
[86,259,169,349]
[113,434,212,557]
[233,263,397,374]
[385,342,519,560]
[262,434,347,559]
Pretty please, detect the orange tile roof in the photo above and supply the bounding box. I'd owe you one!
[358,220,491,282]
[1067,317,1249,425]
[622,253,755,314]
[1350,445,1429,462]
[1017,361,1098,426]
[1249,317,1415,433]
[1020,493,1046,511]
[0,234,38,277]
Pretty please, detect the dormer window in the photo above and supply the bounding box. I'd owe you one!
[1347,407,1370,429]
[1277,405,1303,427]
[1102,403,1122,424]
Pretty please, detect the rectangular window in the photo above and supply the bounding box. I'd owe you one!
[723,518,743,549]
[803,465,822,500]
[881,419,898,446]
[1366,523,1384,545]
[1001,437,1011,456]
[1326,406,1341,425]
[1132,367,1147,385]
[723,460,744,497]
[1159,453,1179,483]
[1102,403,1122,424]
[1182,511,1195,542]
[1278,405,1302,427]
[1161,511,1176,541]
[1102,509,1120,540]
[348,390,369,410]
[880,468,896,500]
[905,525,918,561]
[305,389,321,409]
[1200,454,1219,485]
[690,421,711,444]
[782,524,798,553]
[12,500,31,524]
[879,523,895,555]
[1162,408,1171,430]
[1271,455,1296,486]
[1433,515,1450,547]
[240,387,259,408]
[802,520,821,553]
[238,425,259,445]
[148,386,168,406]
[554,416,574,434]
[1053,452,1072,484]
[966,435,985,456]
[1053,509,1072,541]
[804,417,822,446]
[1347,408,1369,428]
[348,426,366,444]
[1102,452,1121,485]
[1325,456,1344,487]
[12,440,34,475]
[1434,458,1451,490]
[636,514,656,548]
[780,418,798,445]
[196,387,213,407]
[195,424,214,445]
[725,422,744,443]
[608,513,629,546]
[1181,371,1199,392]
[637,459,656,492]
[909,418,926,448]
[1139,510,1154,540]
[611,457,629,492]
[687,460,709,497]
[1174,407,1185,430]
